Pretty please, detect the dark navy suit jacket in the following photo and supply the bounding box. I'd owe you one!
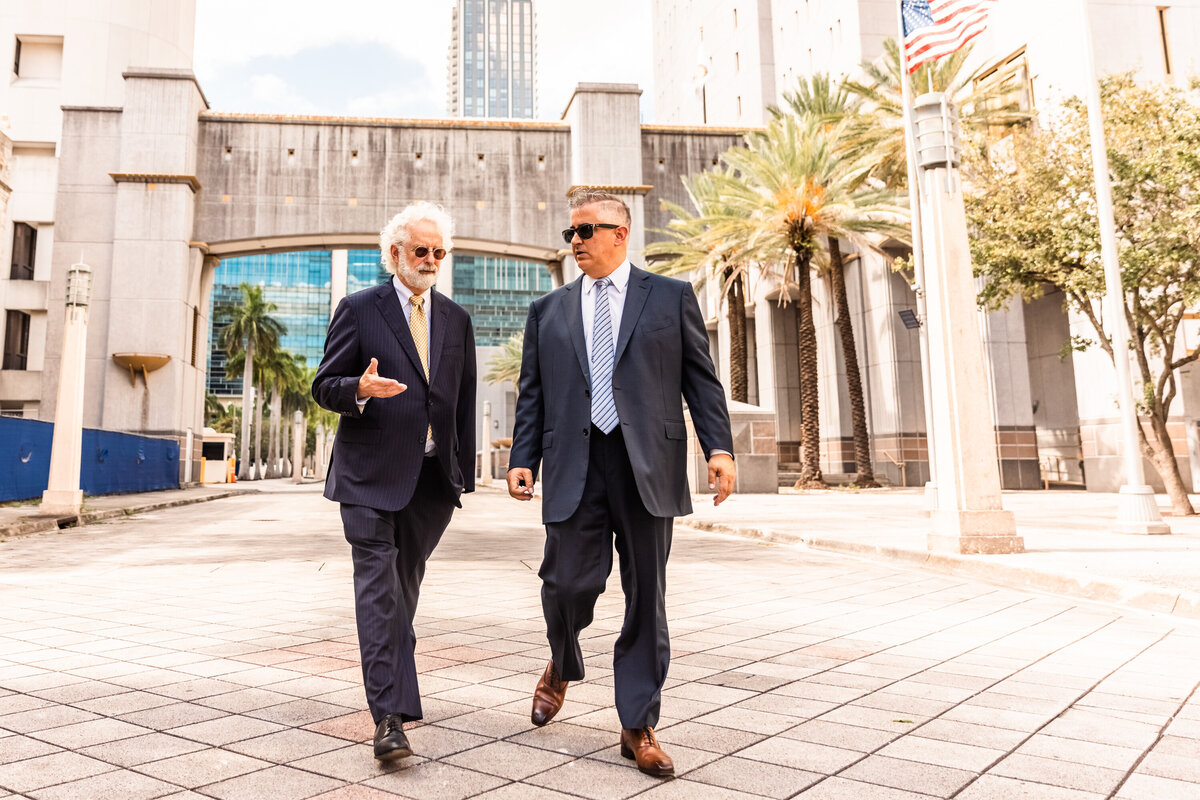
[509,265,733,524]
[313,282,476,512]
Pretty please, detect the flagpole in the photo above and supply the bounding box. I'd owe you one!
[1077,0,1170,534]
[896,0,939,501]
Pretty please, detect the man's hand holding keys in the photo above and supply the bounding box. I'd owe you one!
[357,357,406,401]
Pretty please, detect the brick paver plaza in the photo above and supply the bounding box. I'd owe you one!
[1,483,1197,799]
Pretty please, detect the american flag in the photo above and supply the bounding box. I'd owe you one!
[902,0,997,73]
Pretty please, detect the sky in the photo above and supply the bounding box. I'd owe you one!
[193,0,656,121]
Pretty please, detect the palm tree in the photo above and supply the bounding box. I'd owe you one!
[218,284,286,481]
[841,39,1032,190]
[711,114,906,488]
[777,74,882,486]
[281,361,317,477]
[258,349,306,478]
[485,332,525,394]
[646,170,752,403]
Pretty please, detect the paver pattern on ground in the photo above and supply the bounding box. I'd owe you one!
[1,483,1197,799]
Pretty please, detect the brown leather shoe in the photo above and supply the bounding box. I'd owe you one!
[620,726,675,777]
[530,661,568,726]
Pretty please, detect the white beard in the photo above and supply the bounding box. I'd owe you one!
[397,261,438,292]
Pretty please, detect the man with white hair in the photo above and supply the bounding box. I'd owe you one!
[314,202,476,761]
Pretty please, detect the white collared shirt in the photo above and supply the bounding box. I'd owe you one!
[581,259,632,363]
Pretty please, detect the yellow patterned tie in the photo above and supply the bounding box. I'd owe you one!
[410,295,432,443]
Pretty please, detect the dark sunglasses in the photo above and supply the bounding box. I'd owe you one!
[561,223,620,245]
[412,246,447,260]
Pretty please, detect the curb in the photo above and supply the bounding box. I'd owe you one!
[0,488,253,540]
[684,519,1200,622]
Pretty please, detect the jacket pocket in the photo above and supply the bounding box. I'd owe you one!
[664,421,687,440]
[336,426,380,443]
[542,431,554,449]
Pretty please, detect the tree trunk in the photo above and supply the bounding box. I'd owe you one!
[266,386,281,478]
[828,237,879,487]
[726,268,748,404]
[254,381,265,479]
[1140,413,1196,516]
[793,249,826,489]
[237,340,254,480]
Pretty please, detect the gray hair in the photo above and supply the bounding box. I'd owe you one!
[379,202,455,275]
[566,188,631,227]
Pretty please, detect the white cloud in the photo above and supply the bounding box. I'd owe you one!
[247,73,319,114]
[193,0,655,120]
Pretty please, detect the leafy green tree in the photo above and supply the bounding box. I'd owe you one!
[712,114,907,487]
[966,75,1200,515]
[218,284,285,481]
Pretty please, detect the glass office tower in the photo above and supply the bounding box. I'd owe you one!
[447,0,537,118]
[207,251,332,396]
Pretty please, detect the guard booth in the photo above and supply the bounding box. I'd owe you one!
[200,428,235,483]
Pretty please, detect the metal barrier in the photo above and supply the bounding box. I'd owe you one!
[0,416,180,502]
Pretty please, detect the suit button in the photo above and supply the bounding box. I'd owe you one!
[585,389,590,397]
[417,437,424,445]
[583,428,589,437]
[426,399,432,407]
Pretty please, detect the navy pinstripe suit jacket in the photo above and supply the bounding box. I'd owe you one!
[509,266,733,524]
[313,282,476,512]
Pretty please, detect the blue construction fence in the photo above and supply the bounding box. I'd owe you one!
[0,416,180,503]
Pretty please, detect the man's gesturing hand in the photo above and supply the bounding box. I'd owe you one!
[708,453,736,506]
[357,357,406,401]
[507,468,535,501]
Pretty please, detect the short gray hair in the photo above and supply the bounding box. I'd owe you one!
[566,188,631,227]
[379,202,454,275]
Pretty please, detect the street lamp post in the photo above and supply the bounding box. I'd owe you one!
[41,256,93,515]
[913,93,1023,555]
[1078,1,1170,535]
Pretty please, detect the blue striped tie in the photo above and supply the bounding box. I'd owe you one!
[590,278,619,434]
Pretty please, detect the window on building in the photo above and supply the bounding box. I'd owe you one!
[3,311,30,370]
[12,35,63,80]
[972,47,1035,142]
[735,51,740,72]
[10,223,36,280]
[0,402,24,418]
[1158,6,1173,77]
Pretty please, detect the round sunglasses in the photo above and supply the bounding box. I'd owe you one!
[411,246,448,260]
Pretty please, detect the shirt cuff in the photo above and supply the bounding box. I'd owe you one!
[355,396,368,412]
[710,449,732,458]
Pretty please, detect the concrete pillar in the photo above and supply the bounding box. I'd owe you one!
[331,248,348,309]
[480,400,493,485]
[315,423,327,480]
[291,411,304,483]
[978,295,1041,488]
[914,93,1021,554]
[41,260,93,515]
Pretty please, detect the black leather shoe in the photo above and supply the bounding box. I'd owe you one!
[373,714,412,760]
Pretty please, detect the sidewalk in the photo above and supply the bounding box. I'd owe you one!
[684,487,1200,621]
[0,483,261,539]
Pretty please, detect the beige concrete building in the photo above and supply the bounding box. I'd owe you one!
[651,0,1200,491]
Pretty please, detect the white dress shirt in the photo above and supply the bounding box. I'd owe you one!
[358,275,436,454]
[581,260,731,460]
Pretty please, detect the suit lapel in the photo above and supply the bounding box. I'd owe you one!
[428,290,449,382]
[564,277,590,381]
[613,266,651,367]
[374,283,427,385]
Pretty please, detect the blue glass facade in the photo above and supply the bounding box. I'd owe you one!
[207,250,332,396]
[347,248,389,295]
[453,253,551,345]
